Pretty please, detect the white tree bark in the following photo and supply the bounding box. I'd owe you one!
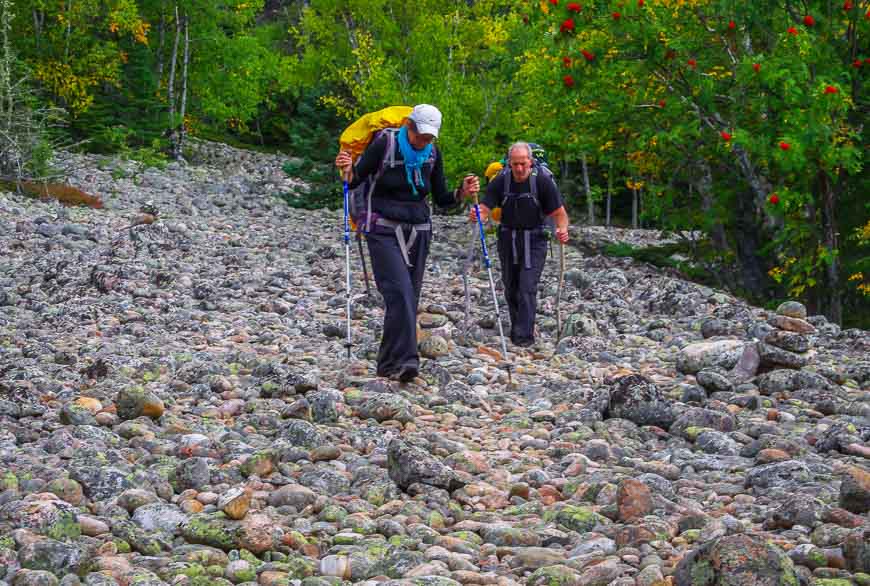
[581,152,593,225]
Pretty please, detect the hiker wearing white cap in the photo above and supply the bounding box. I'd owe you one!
[335,104,479,382]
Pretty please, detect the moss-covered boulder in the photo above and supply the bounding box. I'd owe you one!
[674,534,799,586]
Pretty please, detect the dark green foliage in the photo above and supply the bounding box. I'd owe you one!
[69,43,167,156]
[277,156,341,210]
[603,241,718,288]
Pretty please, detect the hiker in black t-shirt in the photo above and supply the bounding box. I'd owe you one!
[476,142,570,347]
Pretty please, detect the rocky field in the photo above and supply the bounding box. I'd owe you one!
[0,141,868,586]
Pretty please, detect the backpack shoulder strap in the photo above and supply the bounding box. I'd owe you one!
[379,128,399,170]
[380,127,437,169]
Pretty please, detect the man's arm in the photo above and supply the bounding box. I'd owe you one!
[548,206,570,243]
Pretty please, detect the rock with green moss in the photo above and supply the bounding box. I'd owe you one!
[405,578,462,586]
[0,545,15,578]
[527,564,583,586]
[478,523,541,547]
[180,513,241,551]
[111,519,170,556]
[546,504,606,534]
[9,569,60,585]
[374,547,426,578]
[0,497,80,541]
[674,534,798,585]
[503,501,544,517]
[280,555,317,580]
[18,538,91,576]
[171,544,230,567]
[0,470,19,492]
[318,504,348,524]
[844,528,870,573]
[300,577,345,586]
[43,478,84,507]
[115,385,164,420]
[59,402,98,426]
[240,450,276,478]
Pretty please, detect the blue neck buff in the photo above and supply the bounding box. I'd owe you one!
[397,125,433,197]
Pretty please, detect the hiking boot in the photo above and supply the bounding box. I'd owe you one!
[397,365,419,383]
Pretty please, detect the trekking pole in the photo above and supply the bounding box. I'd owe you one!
[461,229,474,337]
[555,242,566,345]
[342,181,353,359]
[461,190,478,337]
[471,196,512,387]
[356,232,372,297]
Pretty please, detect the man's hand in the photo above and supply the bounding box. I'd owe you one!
[555,227,569,244]
[469,203,489,224]
[335,150,352,178]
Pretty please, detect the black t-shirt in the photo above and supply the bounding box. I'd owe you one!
[349,131,457,224]
[482,168,563,229]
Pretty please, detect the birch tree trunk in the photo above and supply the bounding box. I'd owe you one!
[172,13,189,161]
[157,0,166,79]
[606,161,612,227]
[819,170,842,324]
[696,158,727,251]
[631,185,638,229]
[166,3,181,157]
[32,9,43,52]
[63,0,72,62]
[581,152,593,225]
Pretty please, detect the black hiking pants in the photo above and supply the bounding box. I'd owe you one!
[366,228,431,376]
[497,226,548,345]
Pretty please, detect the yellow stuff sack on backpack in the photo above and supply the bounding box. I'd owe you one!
[339,106,413,161]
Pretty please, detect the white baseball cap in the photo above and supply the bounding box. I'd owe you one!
[408,104,442,138]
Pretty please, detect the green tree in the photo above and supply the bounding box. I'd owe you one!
[524,0,868,324]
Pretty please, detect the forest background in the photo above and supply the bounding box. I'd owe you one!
[1,0,868,328]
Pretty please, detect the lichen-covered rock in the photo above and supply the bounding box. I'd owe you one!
[69,465,134,501]
[131,503,187,534]
[744,460,812,489]
[757,342,810,370]
[527,564,582,586]
[839,466,870,514]
[115,386,164,420]
[776,301,807,319]
[355,394,414,424]
[606,374,675,429]
[0,496,80,541]
[669,407,736,440]
[546,504,607,534]
[387,439,464,492]
[765,495,827,530]
[674,534,798,586]
[676,340,746,374]
[18,539,91,575]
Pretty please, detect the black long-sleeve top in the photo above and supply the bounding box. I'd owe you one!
[348,131,459,224]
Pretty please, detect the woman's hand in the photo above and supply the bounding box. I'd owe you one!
[555,227,569,244]
[335,150,352,177]
[461,175,480,198]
